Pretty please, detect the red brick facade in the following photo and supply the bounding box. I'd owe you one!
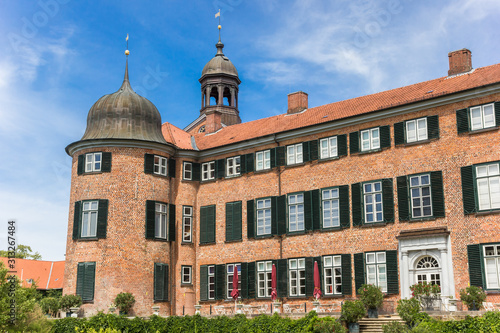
[64,48,500,317]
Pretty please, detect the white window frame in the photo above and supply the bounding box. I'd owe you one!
[287,144,303,165]
[470,103,495,131]
[226,156,241,177]
[154,155,167,176]
[366,252,387,292]
[85,152,102,172]
[226,263,241,299]
[257,261,273,298]
[484,244,500,289]
[256,150,271,171]
[289,258,306,297]
[256,198,272,236]
[476,163,500,211]
[208,265,215,300]
[202,161,215,181]
[323,255,342,295]
[183,162,192,180]
[182,265,192,284]
[320,136,338,159]
[406,118,428,143]
[155,203,168,239]
[409,174,432,218]
[363,182,383,223]
[360,128,380,151]
[288,193,304,232]
[81,200,98,238]
[182,206,192,243]
[322,188,340,228]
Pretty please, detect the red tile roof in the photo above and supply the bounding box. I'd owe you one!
[164,63,500,151]
[161,122,193,150]
[0,258,64,289]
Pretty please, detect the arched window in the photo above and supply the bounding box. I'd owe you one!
[416,256,439,269]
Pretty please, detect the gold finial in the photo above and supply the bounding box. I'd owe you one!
[125,34,130,56]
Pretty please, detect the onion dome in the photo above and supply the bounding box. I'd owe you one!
[80,60,167,144]
[200,41,239,81]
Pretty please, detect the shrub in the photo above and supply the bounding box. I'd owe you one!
[39,297,61,317]
[358,284,384,309]
[382,321,409,333]
[396,298,429,327]
[409,282,440,298]
[341,300,366,324]
[114,292,135,314]
[312,316,347,333]
[60,294,82,312]
[459,285,486,310]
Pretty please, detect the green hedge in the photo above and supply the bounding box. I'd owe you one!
[414,311,500,333]
[51,312,347,333]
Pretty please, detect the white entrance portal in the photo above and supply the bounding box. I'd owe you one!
[399,228,454,299]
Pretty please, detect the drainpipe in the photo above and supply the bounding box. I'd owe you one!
[273,135,284,260]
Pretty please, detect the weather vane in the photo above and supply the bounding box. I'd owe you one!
[125,34,130,56]
[215,9,221,41]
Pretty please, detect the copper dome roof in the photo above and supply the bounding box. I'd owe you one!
[81,61,168,144]
[200,41,239,79]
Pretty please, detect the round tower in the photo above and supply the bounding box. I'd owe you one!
[199,37,241,131]
[64,54,176,317]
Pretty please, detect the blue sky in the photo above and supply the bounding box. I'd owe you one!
[0,0,499,261]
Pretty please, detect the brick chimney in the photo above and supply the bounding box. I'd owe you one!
[205,110,222,134]
[448,48,472,76]
[287,91,308,114]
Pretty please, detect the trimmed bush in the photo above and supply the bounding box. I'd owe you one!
[114,292,135,315]
[60,294,82,312]
[382,321,409,333]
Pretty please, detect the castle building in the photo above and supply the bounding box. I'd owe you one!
[64,39,500,317]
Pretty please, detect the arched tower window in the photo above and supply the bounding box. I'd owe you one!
[223,87,232,106]
[209,86,218,106]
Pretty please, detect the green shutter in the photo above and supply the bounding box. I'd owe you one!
[216,159,225,179]
[207,205,216,243]
[101,152,112,172]
[77,155,85,175]
[351,183,362,226]
[305,257,314,296]
[397,176,410,221]
[83,262,95,301]
[245,153,254,173]
[338,134,348,157]
[96,199,108,239]
[247,200,255,239]
[276,146,286,166]
[164,264,169,300]
[394,122,405,145]
[276,195,287,235]
[169,204,176,241]
[308,139,319,161]
[144,154,154,174]
[233,201,242,241]
[456,108,469,134]
[427,115,439,139]
[192,163,201,181]
[247,262,256,299]
[339,185,350,229]
[240,263,248,299]
[168,158,176,178]
[154,263,165,301]
[386,250,399,295]
[73,201,82,240]
[341,254,352,296]
[200,207,207,244]
[76,263,85,298]
[277,259,288,298]
[304,191,313,231]
[240,155,247,174]
[495,102,500,127]
[461,165,477,214]
[226,202,233,242]
[303,142,310,163]
[270,148,277,168]
[349,132,359,154]
[430,171,445,218]
[311,189,320,230]
[215,264,225,300]
[200,265,208,301]
[354,253,365,295]
[380,125,391,148]
[467,244,484,288]
[382,178,394,223]
[145,200,156,239]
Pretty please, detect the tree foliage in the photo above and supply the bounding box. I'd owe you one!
[0,244,42,260]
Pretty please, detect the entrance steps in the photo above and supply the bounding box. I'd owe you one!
[359,316,405,333]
